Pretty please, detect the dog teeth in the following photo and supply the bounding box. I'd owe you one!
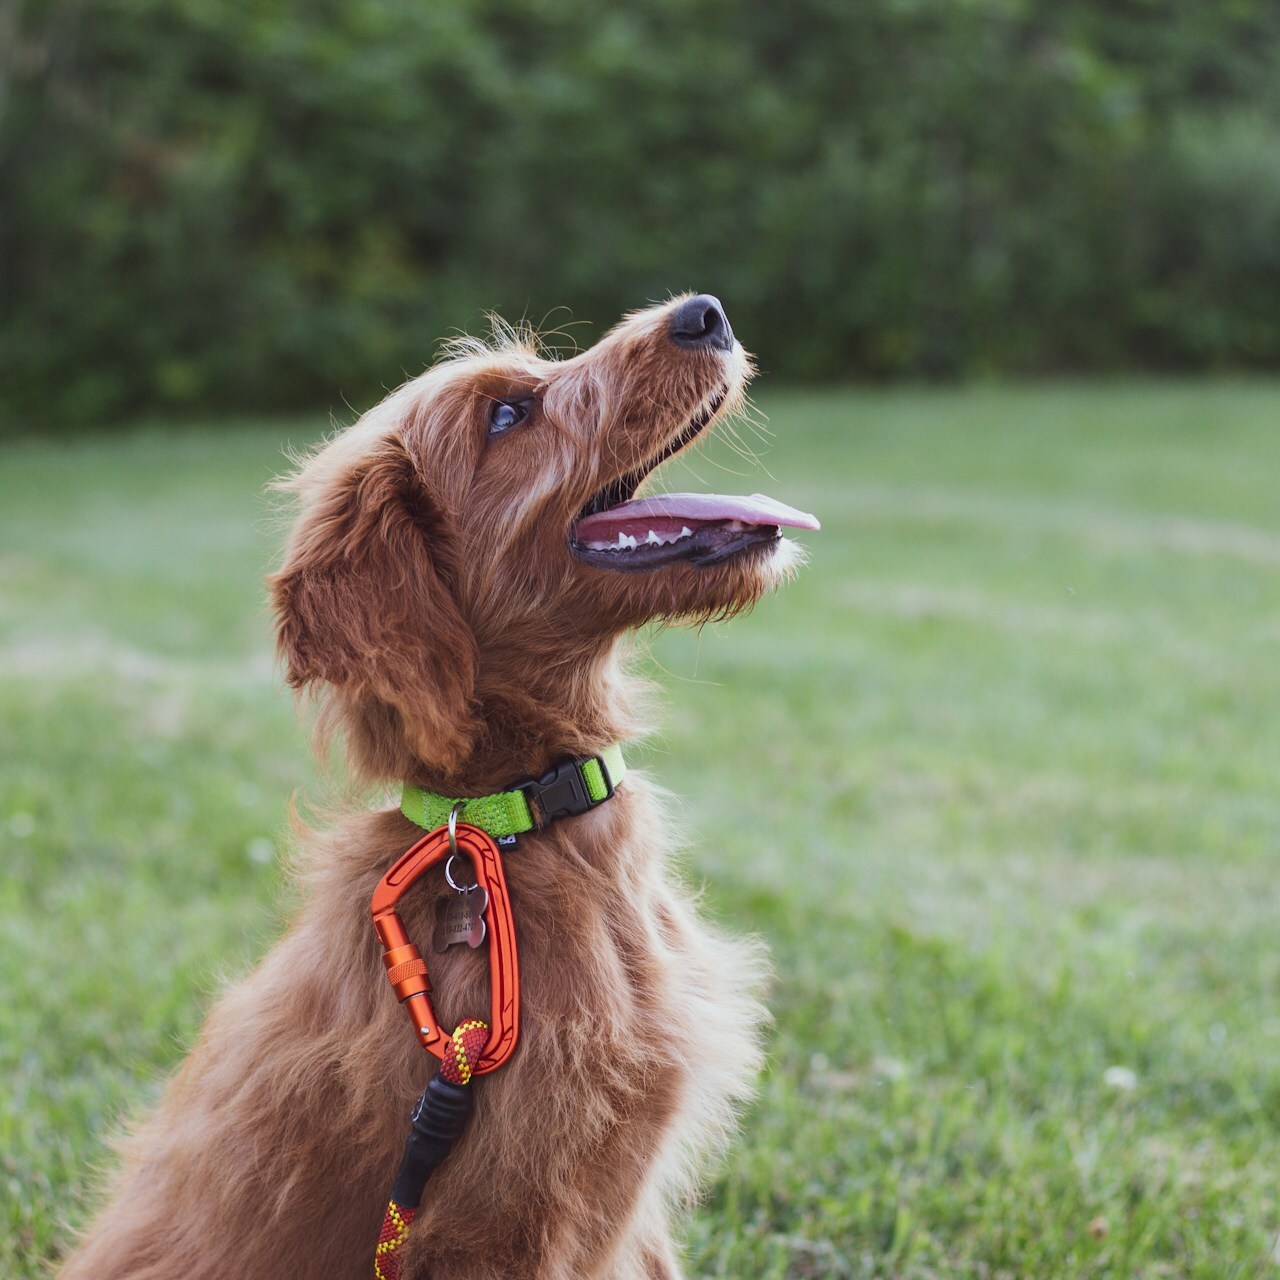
[584,525,697,553]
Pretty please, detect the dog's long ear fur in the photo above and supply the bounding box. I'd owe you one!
[269,433,477,778]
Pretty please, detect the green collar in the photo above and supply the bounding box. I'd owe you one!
[400,745,626,840]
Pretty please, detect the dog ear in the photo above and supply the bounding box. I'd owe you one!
[268,434,477,772]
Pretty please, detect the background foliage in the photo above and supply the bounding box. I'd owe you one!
[3,0,1280,430]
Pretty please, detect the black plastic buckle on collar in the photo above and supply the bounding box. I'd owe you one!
[517,755,614,828]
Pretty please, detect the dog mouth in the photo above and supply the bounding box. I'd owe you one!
[570,387,820,572]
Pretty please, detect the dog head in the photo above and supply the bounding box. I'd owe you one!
[270,295,817,785]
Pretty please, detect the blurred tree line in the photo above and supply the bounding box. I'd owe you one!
[2,0,1280,430]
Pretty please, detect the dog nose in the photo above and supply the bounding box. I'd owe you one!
[669,294,734,353]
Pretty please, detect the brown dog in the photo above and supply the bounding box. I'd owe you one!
[59,295,817,1279]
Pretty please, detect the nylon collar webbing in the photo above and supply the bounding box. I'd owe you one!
[400,744,626,839]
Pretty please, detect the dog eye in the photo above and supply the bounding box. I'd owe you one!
[488,399,530,437]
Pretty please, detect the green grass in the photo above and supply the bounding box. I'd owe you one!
[3,381,1280,1278]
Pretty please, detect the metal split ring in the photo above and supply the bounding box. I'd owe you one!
[444,802,478,891]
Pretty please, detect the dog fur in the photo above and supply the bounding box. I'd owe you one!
[59,296,806,1279]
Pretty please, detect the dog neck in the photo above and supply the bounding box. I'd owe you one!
[402,636,646,796]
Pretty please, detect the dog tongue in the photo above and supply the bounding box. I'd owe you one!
[576,492,820,541]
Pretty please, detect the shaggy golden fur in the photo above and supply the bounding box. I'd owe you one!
[60,296,808,1279]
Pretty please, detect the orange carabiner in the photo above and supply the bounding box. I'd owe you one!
[370,823,519,1075]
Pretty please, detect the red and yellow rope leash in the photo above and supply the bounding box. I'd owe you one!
[373,1020,490,1280]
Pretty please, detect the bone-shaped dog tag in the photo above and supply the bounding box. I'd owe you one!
[433,885,489,952]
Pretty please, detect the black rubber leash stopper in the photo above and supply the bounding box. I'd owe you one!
[388,1075,476,1209]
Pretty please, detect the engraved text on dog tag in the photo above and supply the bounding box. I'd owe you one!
[433,885,489,952]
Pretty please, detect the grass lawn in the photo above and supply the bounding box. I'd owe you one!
[3,379,1279,1278]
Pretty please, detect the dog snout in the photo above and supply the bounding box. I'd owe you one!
[668,294,734,353]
